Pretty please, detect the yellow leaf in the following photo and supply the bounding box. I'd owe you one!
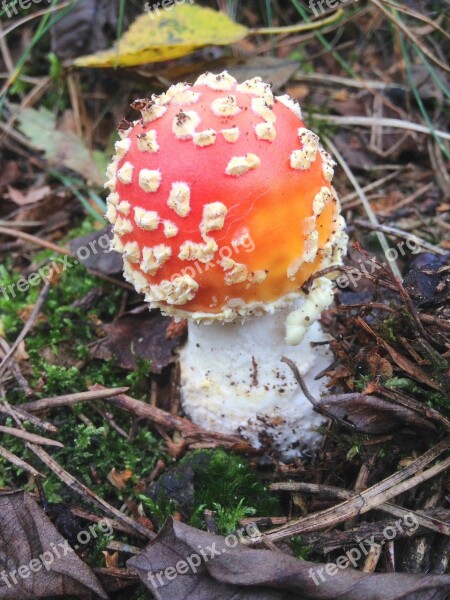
[73,4,248,68]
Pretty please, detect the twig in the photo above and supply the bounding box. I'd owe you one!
[28,444,155,540]
[0,281,50,379]
[269,482,449,536]
[355,219,447,255]
[20,387,130,413]
[0,445,43,478]
[428,138,450,196]
[70,507,146,537]
[315,115,450,141]
[0,1,71,39]
[281,357,318,406]
[0,226,70,255]
[350,244,430,341]
[295,508,449,554]
[263,438,449,542]
[420,315,450,333]
[106,541,143,555]
[380,386,450,432]
[325,137,403,281]
[293,72,407,91]
[0,425,63,447]
[355,317,440,390]
[378,182,434,215]
[0,404,57,433]
[301,264,399,294]
[335,303,397,313]
[0,21,13,73]
[369,0,450,74]
[93,385,256,453]
[363,544,382,572]
[341,169,404,205]
[0,338,32,395]
[379,0,449,40]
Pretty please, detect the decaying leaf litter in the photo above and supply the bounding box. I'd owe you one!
[0,1,449,599]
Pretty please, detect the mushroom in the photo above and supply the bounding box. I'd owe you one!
[105,71,348,457]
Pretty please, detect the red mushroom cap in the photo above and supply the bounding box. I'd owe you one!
[105,71,347,321]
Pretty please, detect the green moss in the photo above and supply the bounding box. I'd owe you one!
[353,375,372,392]
[2,220,276,536]
[206,499,256,535]
[385,377,449,412]
[377,316,398,344]
[0,418,35,489]
[142,449,279,535]
[184,450,278,532]
[290,536,312,560]
[0,218,171,499]
[48,418,164,503]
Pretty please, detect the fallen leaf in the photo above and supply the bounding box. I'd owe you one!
[128,518,450,599]
[6,185,51,206]
[103,551,119,569]
[409,64,449,102]
[14,340,28,362]
[73,4,248,68]
[366,353,394,380]
[356,318,443,391]
[316,392,435,434]
[16,106,107,186]
[285,83,309,102]
[0,161,20,189]
[91,312,185,373]
[70,227,123,275]
[107,467,134,492]
[332,89,351,102]
[334,131,376,169]
[0,490,107,599]
[403,265,450,307]
[51,0,141,59]
[227,57,299,91]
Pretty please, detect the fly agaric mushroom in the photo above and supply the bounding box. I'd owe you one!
[105,71,348,456]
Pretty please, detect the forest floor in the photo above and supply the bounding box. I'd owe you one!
[0,1,449,599]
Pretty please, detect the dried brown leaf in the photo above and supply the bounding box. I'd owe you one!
[316,392,435,434]
[6,186,51,206]
[128,518,450,600]
[228,57,299,91]
[0,490,107,599]
[69,227,123,275]
[92,312,184,373]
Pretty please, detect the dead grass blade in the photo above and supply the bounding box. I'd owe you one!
[264,438,449,542]
[20,387,130,413]
[369,0,450,74]
[0,425,63,447]
[0,281,51,379]
[270,482,450,536]
[324,137,403,281]
[28,444,154,540]
[0,445,43,478]
[317,115,450,141]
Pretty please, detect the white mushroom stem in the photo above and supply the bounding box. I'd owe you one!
[179,278,335,458]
